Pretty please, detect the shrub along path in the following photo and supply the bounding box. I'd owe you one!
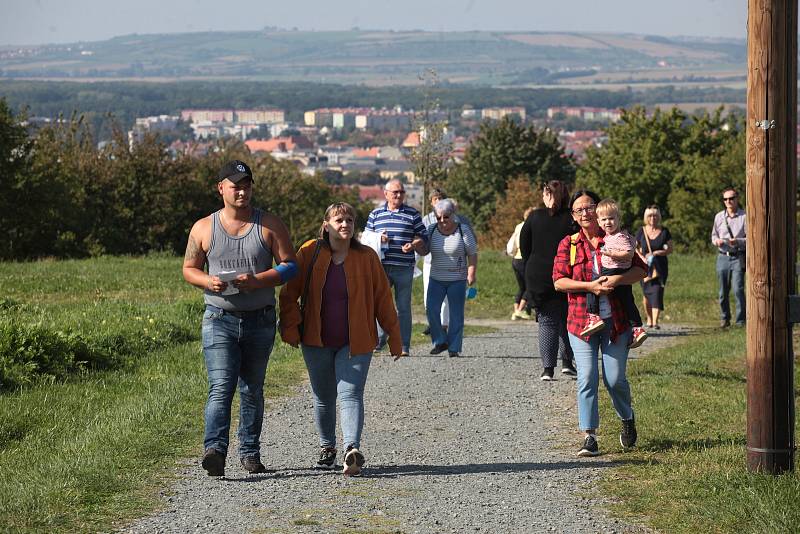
[124,321,691,533]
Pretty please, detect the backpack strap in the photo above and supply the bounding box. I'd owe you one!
[569,232,581,266]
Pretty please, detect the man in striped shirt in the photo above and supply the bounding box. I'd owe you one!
[366,179,428,356]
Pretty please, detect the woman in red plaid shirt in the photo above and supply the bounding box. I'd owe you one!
[553,190,647,457]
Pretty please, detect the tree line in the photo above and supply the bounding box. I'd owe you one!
[0,98,747,260]
[444,108,746,253]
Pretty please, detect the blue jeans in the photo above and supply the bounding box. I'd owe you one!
[301,345,372,450]
[426,277,466,352]
[716,253,745,324]
[377,264,414,352]
[568,320,633,431]
[201,305,276,458]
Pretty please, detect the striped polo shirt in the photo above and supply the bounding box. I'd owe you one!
[427,222,478,281]
[366,202,427,267]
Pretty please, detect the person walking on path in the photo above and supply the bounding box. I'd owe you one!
[366,179,427,356]
[182,160,298,477]
[582,199,648,349]
[553,189,647,457]
[280,202,403,476]
[421,188,450,335]
[635,205,673,329]
[711,186,746,328]
[520,180,577,381]
[508,207,535,321]
[421,198,478,358]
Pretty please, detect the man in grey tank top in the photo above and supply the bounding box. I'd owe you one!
[183,160,298,477]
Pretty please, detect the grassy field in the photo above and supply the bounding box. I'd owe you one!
[0,254,495,532]
[589,257,800,533]
[1,251,794,533]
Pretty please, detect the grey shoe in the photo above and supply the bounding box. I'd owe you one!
[202,448,225,476]
[240,455,267,474]
[620,416,638,449]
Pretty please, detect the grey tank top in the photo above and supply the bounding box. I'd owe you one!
[204,209,276,311]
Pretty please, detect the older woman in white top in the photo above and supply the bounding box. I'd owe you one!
[422,198,478,357]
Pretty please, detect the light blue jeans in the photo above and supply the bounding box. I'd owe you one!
[377,264,414,352]
[201,305,276,459]
[568,319,633,431]
[301,345,372,450]
[426,277,466,352]
[716,253,746,324]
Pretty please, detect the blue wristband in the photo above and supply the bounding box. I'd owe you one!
[274,261,298,283]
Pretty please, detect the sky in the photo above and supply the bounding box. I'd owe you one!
[1,0,747,46]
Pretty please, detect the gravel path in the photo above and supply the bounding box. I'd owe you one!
[124,321,691,534]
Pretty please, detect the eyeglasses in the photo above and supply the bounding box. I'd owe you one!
[723,195,738,202]
[436,215,451,221]
[572,205,596,215]
[386,190,406,196]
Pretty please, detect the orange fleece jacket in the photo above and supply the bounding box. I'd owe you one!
[279,239,402,356]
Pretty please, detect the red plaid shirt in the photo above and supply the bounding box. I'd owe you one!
[552,230,647,342]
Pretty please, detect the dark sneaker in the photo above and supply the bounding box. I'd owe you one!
[620,416,638,449]
[314,447,337,470]
[448,351,459,358]
[628,327,648,349]
[423,326,431,335]
[561,361,577,376]
[580,314,605,337]
[430,343,449,355]
[240,455,267,474]
[201,448,225,477]
[540,367,555,381]
[578,435,600,457]
[343,447,365,476]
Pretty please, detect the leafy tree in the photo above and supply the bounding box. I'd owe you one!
[407,69,453,201]
[482,176,542,249]
[446,116,575,231]
[0,99,33,259]
[576,106,744,251]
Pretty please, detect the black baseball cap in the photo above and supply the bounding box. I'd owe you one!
[217,160,253,184]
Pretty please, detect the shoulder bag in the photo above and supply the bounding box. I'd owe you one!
[643,230,659,280]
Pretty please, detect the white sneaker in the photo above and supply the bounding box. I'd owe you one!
[343,447,365,476]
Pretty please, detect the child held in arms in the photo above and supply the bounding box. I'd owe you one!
[581,199,648,348]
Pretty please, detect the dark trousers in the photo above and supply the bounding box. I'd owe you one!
[511,258,529,312]
[586,266,642,327]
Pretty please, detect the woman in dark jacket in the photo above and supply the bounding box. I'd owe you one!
[520,180,577,381]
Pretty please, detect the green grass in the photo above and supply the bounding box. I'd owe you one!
[596,321,800,533]
[0,251,767,532]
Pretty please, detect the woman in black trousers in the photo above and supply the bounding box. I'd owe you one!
[520,180,577,381]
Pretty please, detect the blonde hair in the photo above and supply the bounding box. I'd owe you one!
[643,205,661,227]
[595,198,620,218]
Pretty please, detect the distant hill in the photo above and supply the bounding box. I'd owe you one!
[0,30,746,86]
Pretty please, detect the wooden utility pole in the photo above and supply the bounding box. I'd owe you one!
[745,0,797,474]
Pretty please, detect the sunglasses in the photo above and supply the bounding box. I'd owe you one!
[723,195,738,202]
[436,215,451,221]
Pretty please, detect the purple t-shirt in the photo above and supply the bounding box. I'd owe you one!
[321,261,349,349]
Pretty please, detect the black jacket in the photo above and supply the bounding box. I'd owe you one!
[519,207,576,307]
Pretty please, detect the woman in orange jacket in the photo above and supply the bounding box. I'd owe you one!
[279,202,402,476]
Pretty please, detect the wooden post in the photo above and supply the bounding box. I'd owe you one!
[745,0,796,474]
